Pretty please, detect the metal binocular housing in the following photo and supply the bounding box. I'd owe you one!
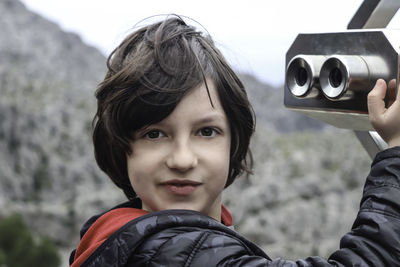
[285,29,399,131]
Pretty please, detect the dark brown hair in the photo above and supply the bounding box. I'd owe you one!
[93,15,255,199]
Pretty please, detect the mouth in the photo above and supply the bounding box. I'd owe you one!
[160,180,202,196]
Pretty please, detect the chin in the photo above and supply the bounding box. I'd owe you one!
[164,202,201,212]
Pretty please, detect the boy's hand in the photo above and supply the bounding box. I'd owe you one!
[368,79,400,148]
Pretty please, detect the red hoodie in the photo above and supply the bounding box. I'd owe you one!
[71,206,233,267]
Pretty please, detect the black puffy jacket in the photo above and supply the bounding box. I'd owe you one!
[71,147,400,266]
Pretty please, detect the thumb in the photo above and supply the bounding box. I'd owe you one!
[368,79,387,126]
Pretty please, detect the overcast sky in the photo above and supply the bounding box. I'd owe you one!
[20,0,400,86]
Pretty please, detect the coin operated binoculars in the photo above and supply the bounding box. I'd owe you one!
[284,0,400,158]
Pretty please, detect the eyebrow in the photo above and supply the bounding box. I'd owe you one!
[194,112,227,125]
[154,111,228,129]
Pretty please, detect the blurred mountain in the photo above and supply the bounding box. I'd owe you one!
[0,0,124,259]
[0,0,371,264]
[240,74,326,132]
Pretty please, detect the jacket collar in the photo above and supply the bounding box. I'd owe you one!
[71,200,234,266]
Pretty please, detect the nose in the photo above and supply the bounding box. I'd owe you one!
[166,140,198,172]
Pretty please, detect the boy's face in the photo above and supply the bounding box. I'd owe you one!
[127,80,231,221]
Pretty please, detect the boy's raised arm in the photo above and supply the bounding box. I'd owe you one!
[368,79,400,148]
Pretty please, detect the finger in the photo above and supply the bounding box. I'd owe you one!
[368,79,387,123]
[368,79,387,109]
[387,79,397,107]
[385,79,400,117]
[393,78,400,101]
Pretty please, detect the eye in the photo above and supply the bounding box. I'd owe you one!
[198,127,217,137]
[144,130,165,139]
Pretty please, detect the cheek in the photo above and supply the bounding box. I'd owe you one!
[126,156,138,187]
[206,141,231,183]
[218,147,230,172]
[127,143,158,173]
[126,153,150,188]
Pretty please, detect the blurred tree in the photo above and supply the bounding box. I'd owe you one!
[0,214,61,267]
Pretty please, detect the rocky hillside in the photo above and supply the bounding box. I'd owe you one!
[240,74,326,132]
[0,0,125,259]
[0,0,371,264]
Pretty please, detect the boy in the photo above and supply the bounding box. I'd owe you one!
[70,15,400,266]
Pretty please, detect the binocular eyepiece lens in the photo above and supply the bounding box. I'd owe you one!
[286,55,326,98]
[329,67,343,88]
[320,57,348,99]
[295,67,308,87]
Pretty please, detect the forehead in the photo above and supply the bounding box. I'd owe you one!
[181,79,223,111]
[158,79,228,125]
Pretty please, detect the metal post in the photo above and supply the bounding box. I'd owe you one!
[349,0,400,159]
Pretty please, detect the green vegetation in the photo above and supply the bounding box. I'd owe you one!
[31,154,50,202]
[0,214,60,267]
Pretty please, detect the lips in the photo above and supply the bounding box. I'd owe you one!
[160,180,202,196]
